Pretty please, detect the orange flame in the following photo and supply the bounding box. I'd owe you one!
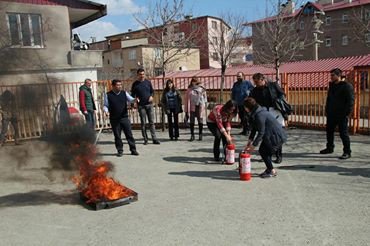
[71,142,134,203]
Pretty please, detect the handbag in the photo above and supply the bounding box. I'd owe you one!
[274,96,292,120]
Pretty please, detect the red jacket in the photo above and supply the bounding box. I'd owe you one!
[207,105,231,133]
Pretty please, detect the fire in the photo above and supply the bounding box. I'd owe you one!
[71,142,134,203]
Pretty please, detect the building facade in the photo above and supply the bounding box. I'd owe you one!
[90,16,237,73]
[250,0,370,64]
[0,0,106,85]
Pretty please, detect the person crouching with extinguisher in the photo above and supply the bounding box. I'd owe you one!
[207,100,238,162]
[243,97,287,178]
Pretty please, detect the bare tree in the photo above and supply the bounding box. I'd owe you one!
[351,6,370,47]
[134,0,202,79]
[248,0,310,81]
[133,0,204,129]
[208,13,247,103]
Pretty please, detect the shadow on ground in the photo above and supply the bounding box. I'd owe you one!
[0,190,81,208]
[163,156,213,164]
[278,165,370,178]
[169,169,240,181]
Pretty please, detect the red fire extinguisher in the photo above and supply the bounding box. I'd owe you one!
[239,152,251,181]
[225,144,235,165]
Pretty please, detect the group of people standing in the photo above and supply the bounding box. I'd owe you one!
[78,67,354,178]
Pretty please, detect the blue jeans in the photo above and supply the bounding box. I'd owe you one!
[84,111,95,129]
[138,104,158,141]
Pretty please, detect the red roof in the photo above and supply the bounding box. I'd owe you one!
[165,54,370,77]
[157,54,370,89]
[248,0,370,25]
[323,0,370,12]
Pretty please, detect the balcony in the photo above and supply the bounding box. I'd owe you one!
[68,50,103,68]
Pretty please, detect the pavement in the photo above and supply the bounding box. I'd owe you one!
[0,128,369,246]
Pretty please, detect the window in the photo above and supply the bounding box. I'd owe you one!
[342,14,349,23]
[365,33,370,43]
[154,68,163,76]
[365,10,370,20]
[299,20,304,30]
[211,20,218,30]
[192,23,197,31]
[341,35,349,46]
[325,38,332,47]
[128,49,136,60]
[325,16,331,25]
[154,48,161,58]
[212,37,218,45]
[7,13,43,47]
[130,69,137,77]
[212,52,219,61]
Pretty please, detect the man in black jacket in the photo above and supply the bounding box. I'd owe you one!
[131,68,160,145]
[320,68,354,159]
[104,80,139,157]
[250,73,286,164]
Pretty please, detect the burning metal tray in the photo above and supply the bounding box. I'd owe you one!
[80,190,138,210]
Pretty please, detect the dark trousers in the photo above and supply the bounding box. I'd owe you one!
[237,105,249,133]
[138,104,157,141]
[0,117,19,142]
[259,141,274,171]
[190,106,203,136]
[167,108,179,139]
[110,117,136,153]
[207,122,227,159]
[326,116,351,154]
[84,111,95,129]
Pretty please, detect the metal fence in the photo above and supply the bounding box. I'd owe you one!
[1,68,369,142]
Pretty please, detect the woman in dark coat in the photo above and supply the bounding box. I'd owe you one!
[161,79,183,140]
[244,97,287,178]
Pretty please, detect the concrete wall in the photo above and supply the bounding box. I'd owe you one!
[0,69,98,85]
[0,2,71,71]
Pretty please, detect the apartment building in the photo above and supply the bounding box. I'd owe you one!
[250,0,370,63]
[90,15,237,77]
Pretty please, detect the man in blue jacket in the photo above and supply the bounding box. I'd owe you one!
[231,72,254,135]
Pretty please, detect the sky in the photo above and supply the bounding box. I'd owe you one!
[75,0,274,42]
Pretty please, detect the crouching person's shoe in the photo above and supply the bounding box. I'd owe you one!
[339,153,351,160]
[131,150,139,156]
[320,148,334,154]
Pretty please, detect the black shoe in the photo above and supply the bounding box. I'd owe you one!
[189,135,195,141]
[131,150,139,156]
[153,140,160,145]
[117,151,123,157]
[170,137,174,141]
[339,153,351,160]
[174,137,178,141]
[320,148,333,154]
[198,135,202,141]
[144,139,148,145]
[259,169,277,178]
[273,156,282,164]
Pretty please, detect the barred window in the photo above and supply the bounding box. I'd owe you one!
[7,13,43,47]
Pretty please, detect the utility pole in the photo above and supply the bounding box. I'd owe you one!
[312,11,325,60]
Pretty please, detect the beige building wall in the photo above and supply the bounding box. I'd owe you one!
[101,46,200,79]
[0,2,102,84]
